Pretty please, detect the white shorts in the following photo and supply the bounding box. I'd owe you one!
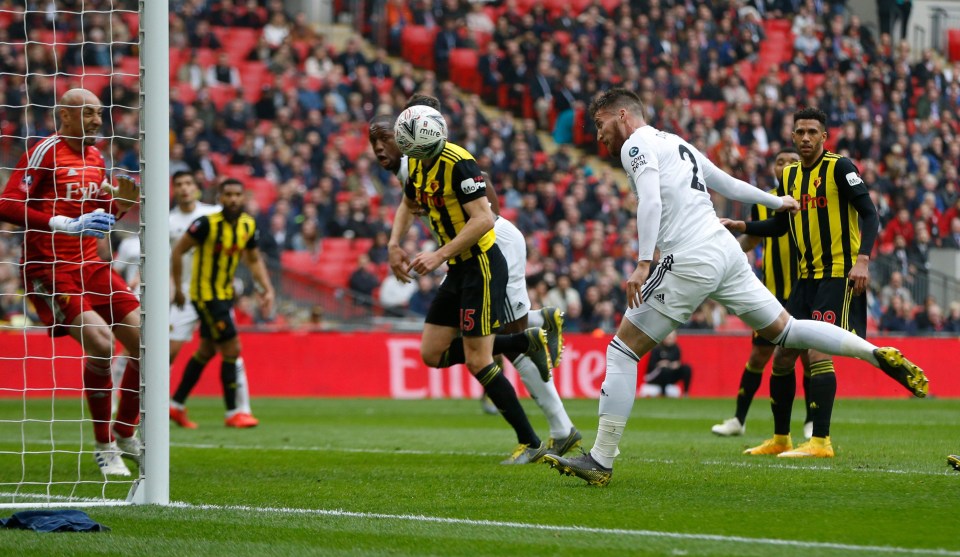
[625,229,783,343]
[170,302,200,342]
[494,216,530,323]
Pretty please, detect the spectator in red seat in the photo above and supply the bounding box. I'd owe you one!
[880,294,915,333]
[434,17,461,82]
[945,302,960,333]
[209,0,239,27]
[189,20,222,49]
[882,208,915,247]
[337,36,368,81]
[941,217,960,249]
[291,215,322,257]
[206,52,240,88]
[262,10,290,49]
[349,254,380,308]
[516,193,548,236]
[238,0,267,28]
[907,225,934,272]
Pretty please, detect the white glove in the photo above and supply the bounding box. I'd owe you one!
[48,209,116,238]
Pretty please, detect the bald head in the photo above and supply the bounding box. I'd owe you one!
[58,88,102,147]
[60,88,101,109]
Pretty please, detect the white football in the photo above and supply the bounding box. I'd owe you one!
[394,105,447,159]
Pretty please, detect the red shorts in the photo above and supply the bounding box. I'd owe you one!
[25,261,140,336]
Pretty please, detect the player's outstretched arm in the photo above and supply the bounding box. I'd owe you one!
[171,233,199,308]
[387,199,417,283]
[700,156,784,209]
[245,247,275,317]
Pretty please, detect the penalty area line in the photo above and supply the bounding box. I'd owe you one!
[167,501,960,556]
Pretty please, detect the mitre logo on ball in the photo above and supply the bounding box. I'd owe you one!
[394,105,448,160]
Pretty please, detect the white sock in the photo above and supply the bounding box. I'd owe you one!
[591,416,627,469]
[590,336,640,468]
[110,354,127,414]
[234,357,252,414]
[776,318,879,365]
[512,354,574,438]
[526,309,544,329]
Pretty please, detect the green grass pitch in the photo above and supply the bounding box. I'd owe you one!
[1,397,958,556]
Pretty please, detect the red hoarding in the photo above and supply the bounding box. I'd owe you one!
[1,331,957,399]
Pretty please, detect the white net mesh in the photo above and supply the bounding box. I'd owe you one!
[0,0,142,506]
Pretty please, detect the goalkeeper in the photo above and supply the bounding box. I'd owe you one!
[0,88,141,477]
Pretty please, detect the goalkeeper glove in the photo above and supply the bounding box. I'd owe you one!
[48,209,116,238]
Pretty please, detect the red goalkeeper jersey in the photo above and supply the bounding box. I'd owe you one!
[0,134,120,264]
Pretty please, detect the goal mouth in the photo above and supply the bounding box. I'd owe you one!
[0,1,168,507]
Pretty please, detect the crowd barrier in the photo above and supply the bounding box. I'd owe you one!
[2,331,957,398]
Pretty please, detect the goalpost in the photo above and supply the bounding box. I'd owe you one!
[0,0,168,507]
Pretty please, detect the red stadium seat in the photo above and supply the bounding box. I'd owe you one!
[193,48,218,68]
[205,84,237,110]
[352,238,374,254]
[246,177,277,208]
[373,77,393,96]
[401,25,437,71]
[321,238,354,255]
[449,48,481,94]
[950,29,960,62]
[281,250,319,271]
[222,164,251,180]
[805,73,827,94]
[175,82,197,104]
[689,100,726,122]
[121,11,139,35]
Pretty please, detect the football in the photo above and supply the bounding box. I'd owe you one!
[394,105,447,159]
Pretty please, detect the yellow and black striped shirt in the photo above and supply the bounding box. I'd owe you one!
[187,211,258,302]
[778,151,868,279]
[752,191,798,302]
[404,142,495,265]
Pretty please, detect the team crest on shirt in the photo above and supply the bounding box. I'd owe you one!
[19,175,33,192]
[813,177,823,189]
[845,172,863,186]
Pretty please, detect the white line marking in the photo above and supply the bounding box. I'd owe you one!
[169,442,954,476]
[157,501,957,556]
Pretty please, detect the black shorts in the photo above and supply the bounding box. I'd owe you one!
[785,277,867,339]
[192,299,238,342]
[425,244,507,337]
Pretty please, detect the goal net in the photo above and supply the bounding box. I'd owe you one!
[0,0,168,508]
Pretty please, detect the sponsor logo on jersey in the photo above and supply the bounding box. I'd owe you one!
[628,146,639,157]
[460,177,485,195]
[845,172,863,186]
[654,293,665,304]
[630,154,647,173]
[800,193,828,209]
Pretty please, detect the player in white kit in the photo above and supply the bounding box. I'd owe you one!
[369,109,581,460]
[167,171,253,428]
[542,88,928,485]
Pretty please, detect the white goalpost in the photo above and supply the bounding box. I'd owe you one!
[0,0,168,507]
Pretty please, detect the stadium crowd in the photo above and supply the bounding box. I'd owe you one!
[0,0,958,335]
